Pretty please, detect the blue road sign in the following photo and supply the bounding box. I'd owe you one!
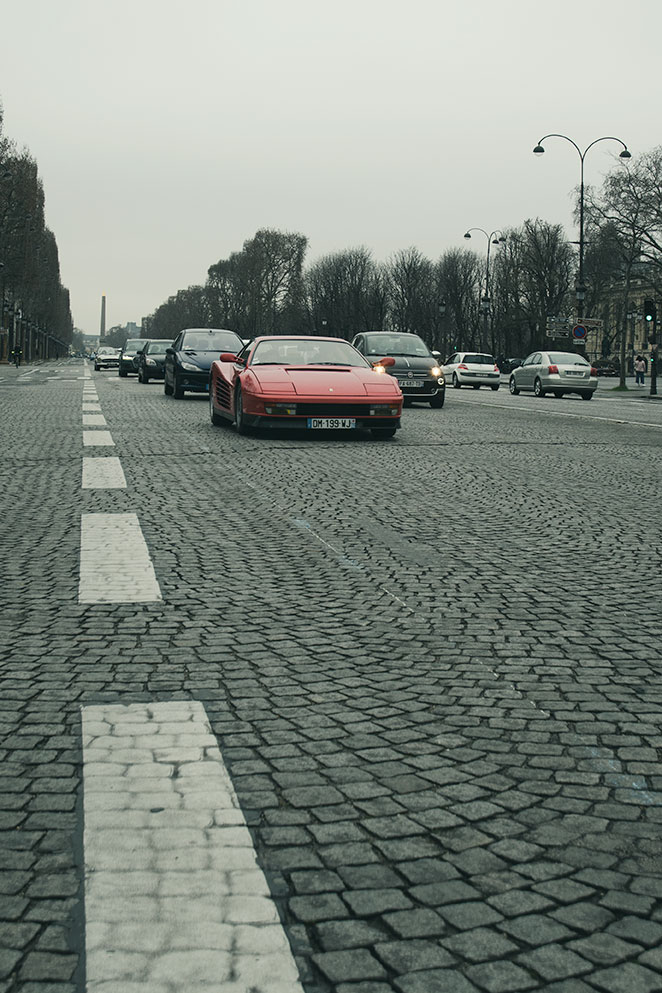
[572,324,588,340]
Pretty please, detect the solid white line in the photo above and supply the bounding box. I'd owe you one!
[83,414,107,426]
[82,458,127,490]
[82,701,304,992]
[79,513,161,603]
[83,430,114,447]
[453,396,662,429]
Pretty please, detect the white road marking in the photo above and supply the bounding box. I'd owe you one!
[453,395,662,429]
[82,701,304,993]
[82,458,127,490]
[83,430,114,447]
[79,514,161,603]
[82,404,102,412]
[83,414,107,426]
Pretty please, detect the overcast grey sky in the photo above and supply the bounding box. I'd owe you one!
[1,0,658,333]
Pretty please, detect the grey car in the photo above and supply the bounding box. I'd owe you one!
[509,350,598,399]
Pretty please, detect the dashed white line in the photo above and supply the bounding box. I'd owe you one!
[79,513,161,603]
[83,430,114,447]
[82,701,304,992]
[82,458,127,490]
[82,414,107,427]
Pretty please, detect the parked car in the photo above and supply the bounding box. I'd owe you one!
[509,350,598,399]
[119,338,149,377]
[350,331,445,408]
[94,346,121,371]
[137,340,174,383]
[209,335,402,437]
[164,328,244,398]
[443,351,501,390]
[593,358,620,377]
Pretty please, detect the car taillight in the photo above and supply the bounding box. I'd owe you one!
[494,364,499,372]
[458,363,468,370]
[590,367,597,376]
[548,364,559,374]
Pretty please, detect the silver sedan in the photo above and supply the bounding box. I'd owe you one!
[509,350,598,400]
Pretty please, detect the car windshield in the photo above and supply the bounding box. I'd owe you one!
[98,348,116,355]
[463,354,495,364]
[181,331,241,351]
[364,334,429,357]
[251,338,370,367]
[124,339,147,352]
[548,353,589,365]
[146,341,172,354]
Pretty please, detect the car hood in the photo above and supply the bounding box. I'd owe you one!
[178,351,219,371]
[251,366,400,396]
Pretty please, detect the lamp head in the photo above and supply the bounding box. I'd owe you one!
[463,231,471,240]
[619,148,632,160]
[533,144,545,156]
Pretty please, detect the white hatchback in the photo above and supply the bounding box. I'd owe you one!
[443,351,501,390]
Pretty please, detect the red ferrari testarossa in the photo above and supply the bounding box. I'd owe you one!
[209,336,403,438]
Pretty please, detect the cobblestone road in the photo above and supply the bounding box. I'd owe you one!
[1,360,662,993]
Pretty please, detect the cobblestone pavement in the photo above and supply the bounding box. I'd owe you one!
[1,359,662,993]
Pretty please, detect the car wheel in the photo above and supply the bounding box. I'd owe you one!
[430,393,445,408]
[509,377,520,395]
[234,385,251,435]
[173,374,184,399]
[142,372,149,384]
[452,373,461,389]
[371,428,397,439]
[403,398,413,407]
[164,375,173,395]
[119,368,127,378]
[491,385,499,391]
[94,364,99,371]
[534,377,546,398]
[472,384,480,389]
[554,391,563,398]
[209,386,225,425]
[580,391,594,401]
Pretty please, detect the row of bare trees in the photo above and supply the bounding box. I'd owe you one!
[144,148,662,364]
[0,105,73,361]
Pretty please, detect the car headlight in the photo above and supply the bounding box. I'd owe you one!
[370,404,400,416]
[146,358,157,366]
[430,366,441,377]
[179,361,199,371]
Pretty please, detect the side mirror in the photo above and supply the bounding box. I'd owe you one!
[431,350,441,358]
[373,356,395,368]
[165,348,174,355]
[220,352,240,363]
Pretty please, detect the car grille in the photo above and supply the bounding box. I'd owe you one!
[293,403,377,417]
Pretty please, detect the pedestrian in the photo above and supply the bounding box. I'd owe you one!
[634,354,646,386]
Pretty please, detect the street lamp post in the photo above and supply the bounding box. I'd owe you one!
[463,228,505,351]
[532,134,631,331]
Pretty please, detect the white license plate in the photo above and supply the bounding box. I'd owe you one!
[565,371,584,376]
[398,379,423,387]
[307,417,356,429]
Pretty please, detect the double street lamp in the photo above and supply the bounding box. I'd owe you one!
[532,134,631,323]
[463,228,506,349]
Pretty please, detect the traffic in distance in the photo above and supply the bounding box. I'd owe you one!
[90,327,605,436]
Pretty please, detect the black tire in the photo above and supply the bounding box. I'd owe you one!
[491,385,500,391]
[534,377,546,398]
[452,373,461,389]
[173,373,184,399]
[403,398,413,408]
[142,372,149,384]
[472,384,480,389]
[119,368,128,378]
[430,393,445,409]
[234,385,251,435]
[209,387,225,425]
[554,391,564,398]
[509,377,520,396]
[371,428,397,439]
[164,375,173,395]
[94,364,99,371]
[580,391,594,401]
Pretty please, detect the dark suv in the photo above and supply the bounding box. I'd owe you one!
[351,331,445,408]
[164,328,244,398]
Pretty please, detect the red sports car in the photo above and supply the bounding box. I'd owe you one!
[209,336,402,438]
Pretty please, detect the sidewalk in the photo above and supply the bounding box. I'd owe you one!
[601,375,662,400]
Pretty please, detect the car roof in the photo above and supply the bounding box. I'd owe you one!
[250,335,351,344]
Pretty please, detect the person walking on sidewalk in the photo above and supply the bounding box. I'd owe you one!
[634,354,646,386]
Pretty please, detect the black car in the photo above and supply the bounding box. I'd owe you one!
[350,331,445,407]
[164,328,244,398]
[119,338,149,377]
[593,358,620,377]
[137,340,174,383]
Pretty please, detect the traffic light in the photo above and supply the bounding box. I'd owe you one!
[644,300,657,324]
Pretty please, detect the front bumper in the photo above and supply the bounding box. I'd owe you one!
[177,370,210,392]
[96,360,119,369]
[243,414,401,430]
[119,357,138,373]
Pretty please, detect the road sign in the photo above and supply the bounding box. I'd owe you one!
[546,329,569,337]
[572,324,588,340]
[573,317,603,329]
